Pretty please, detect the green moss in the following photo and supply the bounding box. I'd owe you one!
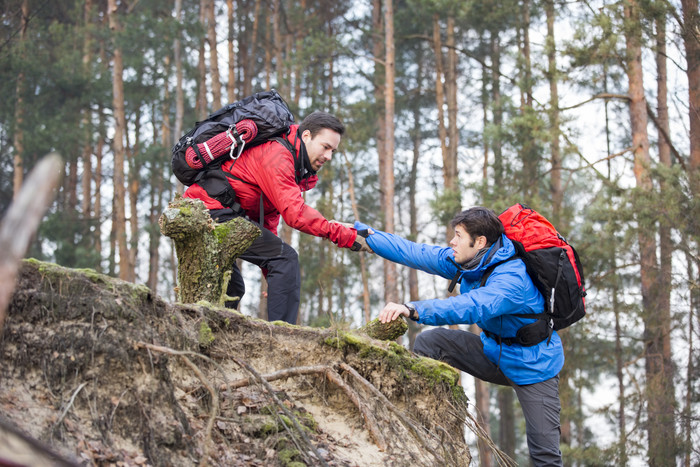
[198,321,215,347]
[178,205,193,216]
[74,267,110,285]
[324,329,467,403]
[278,448,300,465]
[323,330,369,350]
[271,320,298,328]
[411,357,459,387]
[212,223,233,244]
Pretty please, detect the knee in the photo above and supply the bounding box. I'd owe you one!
[413,330,438,358]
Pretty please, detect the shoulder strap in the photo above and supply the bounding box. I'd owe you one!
[479,255,520,287]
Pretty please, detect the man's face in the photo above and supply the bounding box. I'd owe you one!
[449,224,486,265]
[302,128,341,172]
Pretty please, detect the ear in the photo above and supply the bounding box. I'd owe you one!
[475,235,488,249]
[301,129,312,144]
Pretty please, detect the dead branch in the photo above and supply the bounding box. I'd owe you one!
[323,367,388,452]
[221,365,329,391]
[449,400,517,467]
[0,153,62,332]
[0,415,80,467]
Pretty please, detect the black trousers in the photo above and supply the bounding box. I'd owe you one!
[224,221,300,324]
[414,328,563,467]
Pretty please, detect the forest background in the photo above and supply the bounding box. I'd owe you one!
[1,0,698,465]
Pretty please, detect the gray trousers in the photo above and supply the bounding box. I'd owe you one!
[414,327,563,467]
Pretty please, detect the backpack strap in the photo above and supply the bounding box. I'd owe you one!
[479,254,554,346]
[220,136,298,226]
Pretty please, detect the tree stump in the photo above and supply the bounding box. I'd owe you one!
[159,196,260,304]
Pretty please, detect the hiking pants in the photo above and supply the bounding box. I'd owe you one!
[225,223,300,324]
[414,327,563,467]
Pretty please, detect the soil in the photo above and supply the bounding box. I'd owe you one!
[0,260,473,466]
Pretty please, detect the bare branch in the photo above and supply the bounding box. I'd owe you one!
[0,153,62,332]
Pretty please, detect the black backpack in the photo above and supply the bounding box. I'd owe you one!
[452,204,587,346]
[171,90,295,211]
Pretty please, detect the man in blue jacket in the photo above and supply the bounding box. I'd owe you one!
[357,207,564,466]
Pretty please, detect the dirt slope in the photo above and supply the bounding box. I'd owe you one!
[0,260,473,466]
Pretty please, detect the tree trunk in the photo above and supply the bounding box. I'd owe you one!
[546,0,563,220]
[383,0,397,304]
[174,0,184,146]
[244,0,261,96]
[624,2,677,464]
[227,0,236,101]
[108,0,130,282]
[343,154,371,324]
[12,0,29,200]
[80,0,94,220]
[196,0,208,119]
[520,0,538,201]
[491,33,503,186]
[446,16,459,194]
[681,0,700,175]
[160,197,260,304]
[683,254,697,467]
[407,55,424,349]
[127,106,142,283]
[94,105,105,269]
[272,0,287,98]
[206,0,222,109]
[432,16,449,195]
[498,387,515,462]
[481,49,490,183]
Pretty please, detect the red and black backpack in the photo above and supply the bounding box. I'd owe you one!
[171,90,296,214]
[480,204,587,346]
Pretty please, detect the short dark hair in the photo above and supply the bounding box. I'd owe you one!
[299,111,345,138]
[450,207,504,246]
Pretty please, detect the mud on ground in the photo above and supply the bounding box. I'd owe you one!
[0,260,473,466]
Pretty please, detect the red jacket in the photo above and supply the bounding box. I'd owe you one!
[183,125,357,248]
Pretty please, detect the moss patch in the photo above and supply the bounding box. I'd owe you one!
[198,321,215,347]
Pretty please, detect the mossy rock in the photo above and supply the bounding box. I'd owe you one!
[359,317,408,341]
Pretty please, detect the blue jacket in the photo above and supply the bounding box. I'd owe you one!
[356,221,564,385]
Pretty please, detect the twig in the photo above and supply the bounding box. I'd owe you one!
[52,382,87,433]
[459,404,517,467]
[220,365,328,391]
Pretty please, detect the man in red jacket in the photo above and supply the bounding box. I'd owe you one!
[184,111,369,324]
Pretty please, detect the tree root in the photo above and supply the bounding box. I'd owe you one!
[229,357,330,467]
[136,341,468,465]
[135,342,226,467]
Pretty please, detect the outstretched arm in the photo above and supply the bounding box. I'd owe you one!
[355,221,458,280]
